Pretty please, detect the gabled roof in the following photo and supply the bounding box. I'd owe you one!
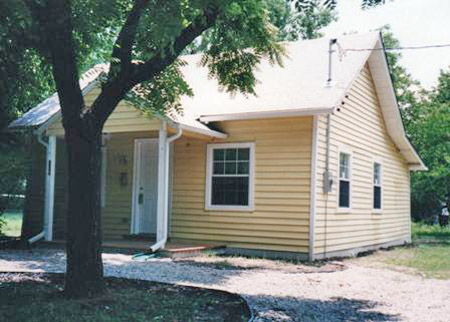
[8,64,226,138]
[8,32,425,169]
[8,64,107,129]
[182,32,379,122]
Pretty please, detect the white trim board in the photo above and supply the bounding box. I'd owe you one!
[199,107,333,123]
[308,115,319,261]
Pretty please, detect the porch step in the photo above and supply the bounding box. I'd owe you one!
[161,244,226,258]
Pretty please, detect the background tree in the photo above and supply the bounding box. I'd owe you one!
[268,0,337,41]
[405,70,450,222]
[1,0,387,298]
[380,27,450,222]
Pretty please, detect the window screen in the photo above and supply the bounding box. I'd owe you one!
[211,147,250,206]
[339,152,351,208]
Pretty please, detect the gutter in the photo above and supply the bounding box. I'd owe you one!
[199,107,333,123]
[149,124,183,252]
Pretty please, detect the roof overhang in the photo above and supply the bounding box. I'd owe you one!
[367,35,427,171]
[199,106,333,123]
[8,68,227,140]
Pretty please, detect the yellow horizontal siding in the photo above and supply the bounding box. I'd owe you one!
[171,117,313,253]
[314,64,411,255]
[46,87,161,136]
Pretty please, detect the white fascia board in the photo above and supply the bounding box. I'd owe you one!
[178,124,228,139]
[199,107,334,123]
[154,115,228,139]
[367,36,427,171]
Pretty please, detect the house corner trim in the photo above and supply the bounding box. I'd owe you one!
[308,115,319,261]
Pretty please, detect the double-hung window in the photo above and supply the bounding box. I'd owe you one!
[338,151,351,210]
[373,162,382,212]
[206,143,254,211]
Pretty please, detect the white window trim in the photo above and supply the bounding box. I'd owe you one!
[372,159,383,214]
[205,142,255,212]
[337,145,353,213]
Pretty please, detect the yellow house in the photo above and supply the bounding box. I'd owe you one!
[9,32,426,260]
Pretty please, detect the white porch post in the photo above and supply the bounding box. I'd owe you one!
[44,135,56,241]
[156,122,167,242]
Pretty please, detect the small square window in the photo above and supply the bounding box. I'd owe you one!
[225,161,237,175]
[225,149,237,161]
[237,161,249,174]
[238,148,250,161]
[213,161,224,175]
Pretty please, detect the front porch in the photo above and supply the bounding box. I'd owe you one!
[37,106,226,252]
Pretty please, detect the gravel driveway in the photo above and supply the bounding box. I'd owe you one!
[1,247,449,322]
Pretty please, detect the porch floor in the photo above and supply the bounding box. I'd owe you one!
[41,239,225,257]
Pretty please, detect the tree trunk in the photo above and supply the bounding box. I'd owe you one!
[64,126,104,298]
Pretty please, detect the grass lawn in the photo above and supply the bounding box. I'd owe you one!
[0,273,249,322]
[1,211,22,237]
[411,221,450,242]
[383,244,450,279]
[355,223,450,280]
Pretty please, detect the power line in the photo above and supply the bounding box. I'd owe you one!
[343,43,450,52]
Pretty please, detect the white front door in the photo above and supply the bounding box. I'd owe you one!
[132,139,159,234]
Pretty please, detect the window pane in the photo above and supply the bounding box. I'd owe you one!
[225,161,237,174]
[374,186,381,209]
[339,180,350,208]
[213,161,224,175]
[237,161,249,174]
[214,149,225,161]
[211,177,249,206]
[225,149,237,161]
[339,153,350,179]
[374,163,381,185]
[238,148,250,161]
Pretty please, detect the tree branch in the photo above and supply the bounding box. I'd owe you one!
[92,6,219,127]
[25,0,86,134]
[132,6,219,84]
[111,0,150,77]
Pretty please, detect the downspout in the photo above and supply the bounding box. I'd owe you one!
[321,38,337,257]
[28,129,48,244]
[323,113,331,257]
[149,124,183,252]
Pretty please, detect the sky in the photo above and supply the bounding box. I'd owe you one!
[322,0,450,89]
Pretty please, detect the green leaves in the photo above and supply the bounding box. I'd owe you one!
[405,71,450,221]
[126,60,193,117]
[196,0,284,96]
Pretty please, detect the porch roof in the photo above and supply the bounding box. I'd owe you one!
[7,64,226,139]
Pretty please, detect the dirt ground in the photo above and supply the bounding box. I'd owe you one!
[1,247,449,322]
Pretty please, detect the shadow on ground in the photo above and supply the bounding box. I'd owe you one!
[250,295,400,322]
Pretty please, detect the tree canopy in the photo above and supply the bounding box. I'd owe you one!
[1,0,390,297]
[381,27,450,222]
[405,70,450,222]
